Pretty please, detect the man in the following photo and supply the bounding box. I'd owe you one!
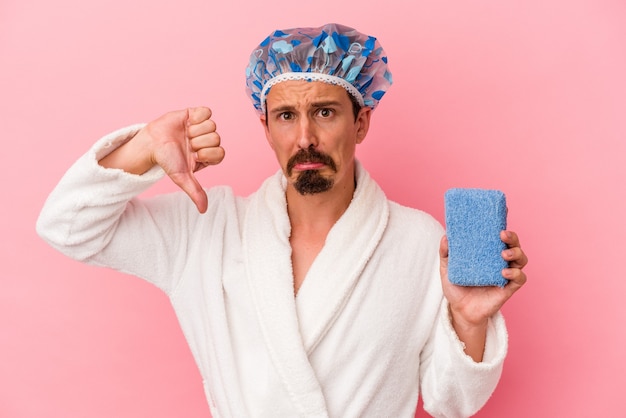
[37,23,527,417]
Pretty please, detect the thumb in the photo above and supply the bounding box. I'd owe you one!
[169,171,208,213]
[439,235,449,275]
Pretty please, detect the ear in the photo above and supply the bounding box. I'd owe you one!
[355,107,372,145]
[259,114,275,150]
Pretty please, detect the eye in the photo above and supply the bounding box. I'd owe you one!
[317,108,333,118]
[279,112,294,121]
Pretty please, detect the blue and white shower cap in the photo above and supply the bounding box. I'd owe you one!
[245,23,393,115]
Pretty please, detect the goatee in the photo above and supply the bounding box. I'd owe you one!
[287,147,337,195]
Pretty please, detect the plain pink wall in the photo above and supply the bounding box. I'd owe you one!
[2,0,625,416]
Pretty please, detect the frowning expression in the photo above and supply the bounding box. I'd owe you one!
[261,80,371,195]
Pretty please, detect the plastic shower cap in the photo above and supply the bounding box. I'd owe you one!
[245,23,393,115]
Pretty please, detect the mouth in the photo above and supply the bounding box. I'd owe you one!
[293,162,326,171]
[287,147,337,176]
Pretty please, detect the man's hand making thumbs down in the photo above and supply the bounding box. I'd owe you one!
[99,107,225,213]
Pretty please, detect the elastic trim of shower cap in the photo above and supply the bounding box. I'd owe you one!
[259,72,366,113]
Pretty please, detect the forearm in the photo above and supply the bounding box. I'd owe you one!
[420,301,508,417]
[98,126,154,174]
[449,308,488,362]
[36,124,162,260]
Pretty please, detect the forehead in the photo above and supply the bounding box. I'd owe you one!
[265,80,351,109]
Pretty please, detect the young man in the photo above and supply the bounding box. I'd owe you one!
[37,23,527,417]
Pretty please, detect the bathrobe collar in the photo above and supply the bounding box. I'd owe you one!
[243,161,389,416]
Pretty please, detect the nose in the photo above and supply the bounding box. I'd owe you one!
[296,116,318,149]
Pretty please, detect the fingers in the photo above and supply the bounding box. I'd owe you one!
[502,267,527,294]
[195,146,225,169]
[500,230,520,249]
[439,235,449,259]
[438,235,450,285]
[502,247,527,268]
[189,130,220,151]
[189,128,224,168]
[501,230,528,269]
[500,229,528,292]
[187,106,212,125]
[188,118,217,140]
[143,107,217,213]
[185,108,225,169]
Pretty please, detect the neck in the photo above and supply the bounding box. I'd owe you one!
[286,170,356,231]
[285,165,358,296]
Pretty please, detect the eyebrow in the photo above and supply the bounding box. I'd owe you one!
[268,100,344,115]
[310,100,343,108]
[268,105,296,115]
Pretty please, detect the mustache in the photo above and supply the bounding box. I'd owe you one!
[286,147,337,176]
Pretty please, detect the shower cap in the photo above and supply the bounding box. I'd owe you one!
[245,23,393,115]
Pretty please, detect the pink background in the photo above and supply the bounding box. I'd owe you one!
[2,0,625,416]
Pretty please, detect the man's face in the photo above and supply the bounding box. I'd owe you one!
[261,80,371,195]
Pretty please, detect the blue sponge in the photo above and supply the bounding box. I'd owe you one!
[444,188,508,287]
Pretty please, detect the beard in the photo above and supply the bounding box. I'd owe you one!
[293,170,334,195]
[286,147,337,195]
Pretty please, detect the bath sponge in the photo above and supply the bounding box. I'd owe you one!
[444,188,508,287]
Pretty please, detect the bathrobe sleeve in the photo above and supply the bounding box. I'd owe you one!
[36,124,212,294]
[419,298,508,417]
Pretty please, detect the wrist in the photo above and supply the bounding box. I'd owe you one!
[448,305,488,362]
[99,128,155,175]
[449,308,488,332]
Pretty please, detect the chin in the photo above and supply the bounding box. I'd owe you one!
[293,170,334,195]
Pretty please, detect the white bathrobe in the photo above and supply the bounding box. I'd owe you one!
[37,125,508,418]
